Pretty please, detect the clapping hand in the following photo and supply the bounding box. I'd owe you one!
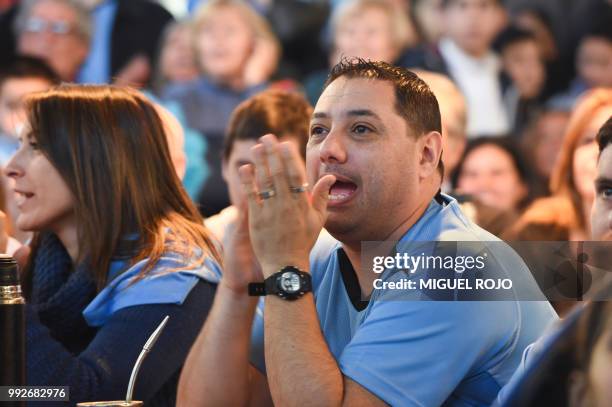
[238,134,336,277]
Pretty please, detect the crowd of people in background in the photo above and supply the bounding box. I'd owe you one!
[1,0,610,220]
[0,0,611,405]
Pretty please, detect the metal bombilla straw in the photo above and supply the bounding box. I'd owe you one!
[125,316,170,404]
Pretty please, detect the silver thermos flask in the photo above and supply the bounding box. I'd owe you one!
[0,254,26,399]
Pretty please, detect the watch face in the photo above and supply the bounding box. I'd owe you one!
[279,272,301,293]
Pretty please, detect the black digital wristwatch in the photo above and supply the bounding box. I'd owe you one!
[248,266,312,300]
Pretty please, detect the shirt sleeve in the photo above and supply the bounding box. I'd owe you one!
[338,299,518,407]
[27,280,216,404]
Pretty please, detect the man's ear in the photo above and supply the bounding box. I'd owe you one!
[419,131,443,180]
[568,370,591,407]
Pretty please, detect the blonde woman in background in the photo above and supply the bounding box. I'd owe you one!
[304,0,418,104]
[163,0,281,216]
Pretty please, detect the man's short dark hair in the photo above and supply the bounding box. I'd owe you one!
[597,116,612,155]
[0,56,60,91]
[223,90,312,160]
[325,58,442,136]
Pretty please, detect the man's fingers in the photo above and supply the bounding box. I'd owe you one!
[237,199,249,225]
[261,135,290,198]
[279,142,308,199]
[252,143,273,196]
[312,175,336,215]
[238,164,259,214]
[235,201,251,238]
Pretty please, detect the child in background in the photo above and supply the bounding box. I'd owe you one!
[405,0,508,137]
[154,21,199,94]
[552,16,612,108]
[573,23,612,93]
[494,25,546,137]
[150,20,212,201]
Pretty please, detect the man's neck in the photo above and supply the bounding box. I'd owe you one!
[339,190,438,297]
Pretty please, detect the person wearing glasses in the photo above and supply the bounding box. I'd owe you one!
[14,0,91,82]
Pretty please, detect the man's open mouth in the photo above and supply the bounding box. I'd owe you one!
[328,180,358,205]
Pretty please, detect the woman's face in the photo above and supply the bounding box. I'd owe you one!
[159,25,199,84]
[457,143,527,210]
[534,111,569,178]
[573,106,612,204]
[4,125,75,233]
[334,6,397,64]
[195,6,253,82]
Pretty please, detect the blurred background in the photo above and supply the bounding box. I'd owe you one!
[0,1,611,293]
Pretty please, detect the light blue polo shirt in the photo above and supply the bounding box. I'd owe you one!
[249,194,557,406]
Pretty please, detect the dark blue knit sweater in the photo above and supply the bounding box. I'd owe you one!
[26,234,216,406]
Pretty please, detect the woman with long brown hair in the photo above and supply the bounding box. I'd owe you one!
[3,85,220,405]
[508,88,612,241]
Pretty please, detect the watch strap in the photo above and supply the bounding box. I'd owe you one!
[248,282,266,296]
[246,278,283,296]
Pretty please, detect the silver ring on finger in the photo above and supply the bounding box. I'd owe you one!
[258,189,276,200]
[289,183,309,194]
